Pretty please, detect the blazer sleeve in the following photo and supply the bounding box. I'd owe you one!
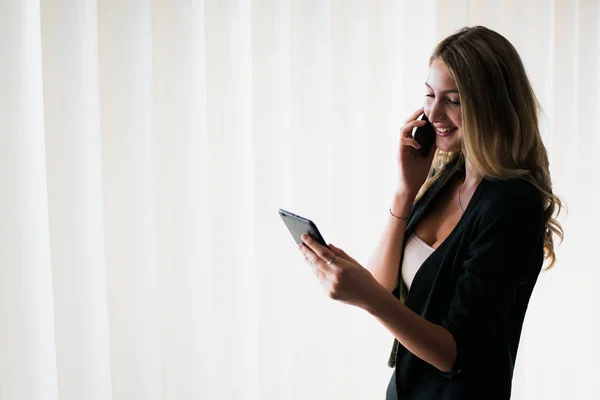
[439,183,544,376]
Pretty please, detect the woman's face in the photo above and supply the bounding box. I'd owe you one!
[424,59,463,152]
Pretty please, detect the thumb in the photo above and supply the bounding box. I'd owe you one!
[328,244,358,264]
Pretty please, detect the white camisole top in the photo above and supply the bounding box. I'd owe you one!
[401,232,436,291]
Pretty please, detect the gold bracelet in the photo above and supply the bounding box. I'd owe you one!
[389,208,409,221]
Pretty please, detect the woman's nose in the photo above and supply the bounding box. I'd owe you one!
[427,101,443,123]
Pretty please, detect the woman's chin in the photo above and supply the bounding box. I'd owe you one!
[435,137,461,153]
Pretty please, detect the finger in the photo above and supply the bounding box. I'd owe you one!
[400,137,422,150]
[303,234,336,263]
[329,244,358,264]
[300,244,333,277]
[400,119,427,138]
[301,235,337,270]
[300,234,328,256]
[306,257,320,278]
[403,107,425,124]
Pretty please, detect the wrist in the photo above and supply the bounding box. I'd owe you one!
[390,191,416,219]
[363,282,394,317]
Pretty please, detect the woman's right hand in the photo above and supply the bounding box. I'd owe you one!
[395,107,437,196]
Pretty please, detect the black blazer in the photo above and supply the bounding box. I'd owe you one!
[386,160,546,400]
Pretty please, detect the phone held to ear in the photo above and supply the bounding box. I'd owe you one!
[278,209,327,247]
[412,114,436,157]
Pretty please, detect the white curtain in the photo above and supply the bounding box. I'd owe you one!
[0,0,598,399]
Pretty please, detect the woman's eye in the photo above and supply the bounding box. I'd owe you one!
[425,93,460,106]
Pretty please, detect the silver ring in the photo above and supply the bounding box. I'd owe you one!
[326,257,336,265]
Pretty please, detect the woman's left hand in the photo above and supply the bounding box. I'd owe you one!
[299,234,384,310]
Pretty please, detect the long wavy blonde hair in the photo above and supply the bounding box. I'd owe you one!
[416,26,564,270]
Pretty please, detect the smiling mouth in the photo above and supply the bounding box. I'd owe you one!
[435,127,457,136]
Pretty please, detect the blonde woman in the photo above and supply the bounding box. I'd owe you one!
[298,26,563,399]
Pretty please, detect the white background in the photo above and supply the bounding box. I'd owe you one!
[0,0,598,399]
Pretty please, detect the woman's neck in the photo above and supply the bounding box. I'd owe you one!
[457,154,483,189]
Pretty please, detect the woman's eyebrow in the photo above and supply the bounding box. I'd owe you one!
[425,82,459,94]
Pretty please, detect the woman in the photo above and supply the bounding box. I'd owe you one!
[298,26,563,399]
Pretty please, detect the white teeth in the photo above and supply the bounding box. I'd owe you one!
[436,127,455,133]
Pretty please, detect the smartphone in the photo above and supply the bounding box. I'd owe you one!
[278,209,328,247]
[412,114,436,157]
